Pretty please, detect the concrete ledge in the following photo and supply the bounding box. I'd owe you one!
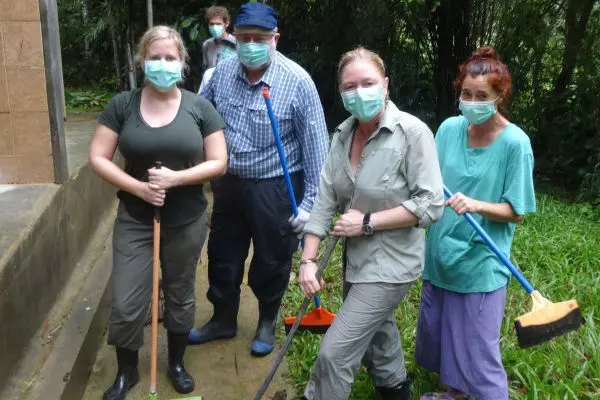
[0,160,118,393]
[28,229,113,400]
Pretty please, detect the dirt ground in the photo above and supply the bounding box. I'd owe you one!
[82,194,295,400]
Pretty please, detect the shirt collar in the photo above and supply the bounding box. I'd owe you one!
[236,51,279,87]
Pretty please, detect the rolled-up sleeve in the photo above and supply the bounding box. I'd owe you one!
[401,124,444,228]
[303,150,338,238]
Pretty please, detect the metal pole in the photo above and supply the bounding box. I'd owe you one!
[39,0,69,183]
[147,0,153,28]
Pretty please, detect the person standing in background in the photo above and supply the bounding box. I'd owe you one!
[202,5,236,70]
[198,38,236,95]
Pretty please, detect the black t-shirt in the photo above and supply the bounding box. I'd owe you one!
[98,88,225,227]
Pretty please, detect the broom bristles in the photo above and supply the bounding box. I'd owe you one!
[515,295,582,348]
[284,321,330,335]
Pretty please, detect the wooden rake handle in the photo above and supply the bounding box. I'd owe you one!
[150,161,162,399]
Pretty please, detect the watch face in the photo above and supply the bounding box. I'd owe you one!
[363,224,373,235]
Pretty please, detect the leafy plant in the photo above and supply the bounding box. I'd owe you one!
[65,88,114,112]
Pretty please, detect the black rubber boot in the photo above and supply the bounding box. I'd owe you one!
[375,378,412,400]
[251,297,282,357]
[167,332,195,394]
[102,348,139,400]
[188,299,239,344]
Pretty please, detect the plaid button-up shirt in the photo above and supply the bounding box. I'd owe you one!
[200,52,329,212]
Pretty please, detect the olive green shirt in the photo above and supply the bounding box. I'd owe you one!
[304,101,444,284]
[98,88,225,227]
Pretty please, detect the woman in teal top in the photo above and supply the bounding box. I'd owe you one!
[415,46,536,400]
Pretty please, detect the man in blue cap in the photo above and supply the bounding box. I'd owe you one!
[190,2,329,357]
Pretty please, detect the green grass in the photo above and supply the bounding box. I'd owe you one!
[280,193,600,399]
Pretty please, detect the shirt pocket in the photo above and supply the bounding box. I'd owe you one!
[245,99,294,150]
[356,148,406,210]
[217,95,242,132]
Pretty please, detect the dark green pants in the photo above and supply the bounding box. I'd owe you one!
[108,203,208,350]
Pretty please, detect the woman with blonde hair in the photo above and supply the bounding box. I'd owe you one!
[89,25,227,400]
[298,47,444,400]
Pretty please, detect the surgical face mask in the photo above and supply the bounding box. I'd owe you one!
[459,99,498,125]
[209,24,224,38]
[144,60,182,92]
[340,86,385,121]
[218,46,237,62]
[237,41,272,69]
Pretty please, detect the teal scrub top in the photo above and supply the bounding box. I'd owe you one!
[423,116,536,293]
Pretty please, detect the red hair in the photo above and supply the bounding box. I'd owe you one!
[455,46,512,114]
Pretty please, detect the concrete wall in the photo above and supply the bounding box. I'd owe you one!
[0,0,56,183]
[0,164,117,392]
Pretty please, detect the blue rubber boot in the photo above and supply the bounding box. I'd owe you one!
[251,298,281,357]
[188,300,238,345]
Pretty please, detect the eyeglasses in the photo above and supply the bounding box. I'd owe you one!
[234,33,274,44]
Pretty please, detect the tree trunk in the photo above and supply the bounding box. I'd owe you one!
[127,0,137,88]
[430,0,474,127]
[110,26,123,91]
[537,0,596,156]
[126,42,136,90]
[552,0,596,99]
[82,0,90,59]
[147,0,153,28]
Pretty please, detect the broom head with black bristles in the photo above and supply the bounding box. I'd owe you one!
[514,290,582,348]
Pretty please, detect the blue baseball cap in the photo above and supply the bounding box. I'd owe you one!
[234,2,278,30]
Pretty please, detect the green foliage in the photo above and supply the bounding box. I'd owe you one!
[281,195,600,399]
[578,156,600,203]
[57,0,600,192]
[65,88,114,113]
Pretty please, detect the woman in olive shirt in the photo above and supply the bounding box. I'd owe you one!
[89,26,227,400]
[298,47,444,400]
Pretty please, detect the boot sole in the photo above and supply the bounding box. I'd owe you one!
[250,347,274,357]
[188,331,237,345]
[102,372,139,400]
[167,370,195,394]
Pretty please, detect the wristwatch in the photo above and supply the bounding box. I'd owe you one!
[362,212,374,236]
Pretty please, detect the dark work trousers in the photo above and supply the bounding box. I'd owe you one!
[108,203,208,350]
[206,172,303,306]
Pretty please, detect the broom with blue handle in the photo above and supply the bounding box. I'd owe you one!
[262,86,335,335]
[444,185,582,348]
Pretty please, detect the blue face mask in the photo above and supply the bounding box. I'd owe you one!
[459,99,497,125]
[218,46,237,62]
[237,42,272,69]
[341,86,385,121]
[144,60,182,92]
[209,24,224,38]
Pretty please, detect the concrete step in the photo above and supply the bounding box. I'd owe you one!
[0,206,115,400]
